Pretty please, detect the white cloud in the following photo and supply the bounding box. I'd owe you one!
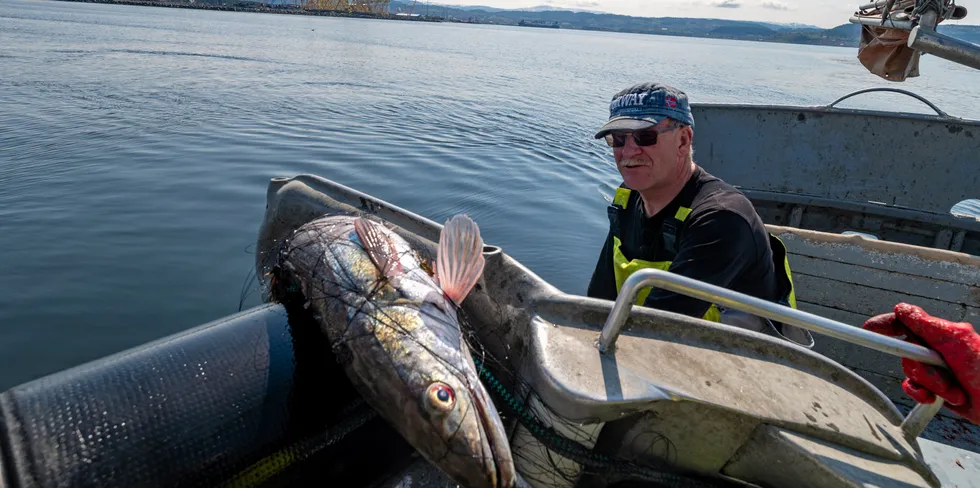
[712,0,742,7]
[761,0,790,10]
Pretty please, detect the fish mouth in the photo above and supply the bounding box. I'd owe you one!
[467,382,515,488]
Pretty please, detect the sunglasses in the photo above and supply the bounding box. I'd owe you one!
[604,126,679,148]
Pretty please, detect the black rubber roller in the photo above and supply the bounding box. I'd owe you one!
[0,304,416,488]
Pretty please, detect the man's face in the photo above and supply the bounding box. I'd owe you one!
[611,119,689,193]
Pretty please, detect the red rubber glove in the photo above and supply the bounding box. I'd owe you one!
[863,303,980,425]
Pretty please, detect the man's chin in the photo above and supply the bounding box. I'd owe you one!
[620,174,654,192]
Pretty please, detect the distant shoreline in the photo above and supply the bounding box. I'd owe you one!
[52,0,446,22]
[52,0,861,47]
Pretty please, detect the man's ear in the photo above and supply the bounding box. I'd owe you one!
[677,127,693,159]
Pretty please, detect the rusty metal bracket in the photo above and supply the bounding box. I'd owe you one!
[595,268,948,438]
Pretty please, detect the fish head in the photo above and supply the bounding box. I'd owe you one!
[376,291,516,488]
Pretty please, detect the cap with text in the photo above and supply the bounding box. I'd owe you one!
[594,82,695,139]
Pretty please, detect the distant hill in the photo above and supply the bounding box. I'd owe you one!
[711,24,777,37]
[435,4,506,12]
[763,22,824,31]
[825,23,860,38]
[391,1,980,48]
[513,4,608,14]
[432,4,611,14]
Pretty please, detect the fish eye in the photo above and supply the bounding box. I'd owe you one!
[423,382,456,414]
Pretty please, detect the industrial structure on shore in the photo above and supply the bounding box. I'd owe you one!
[301,0,390,15]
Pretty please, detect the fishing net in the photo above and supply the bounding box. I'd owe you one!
[188,264,429,488]
[263,211,735,488]
[456,303,734,488]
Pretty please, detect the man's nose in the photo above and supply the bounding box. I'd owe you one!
[621,135,642,158]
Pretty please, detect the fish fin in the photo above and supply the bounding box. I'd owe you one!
[436,214,485,307]
[354,217,404,280]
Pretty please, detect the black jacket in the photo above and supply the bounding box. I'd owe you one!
[587,166,780,318]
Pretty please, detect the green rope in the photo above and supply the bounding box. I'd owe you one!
[471,354,614,466]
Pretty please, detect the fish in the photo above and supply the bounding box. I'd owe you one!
[274,212,516,488]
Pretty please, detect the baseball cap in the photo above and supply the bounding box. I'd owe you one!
[594,82,695,139]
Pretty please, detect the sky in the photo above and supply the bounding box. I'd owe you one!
[433,0,977,29]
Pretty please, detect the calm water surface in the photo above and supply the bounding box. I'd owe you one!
[2,0,979,390]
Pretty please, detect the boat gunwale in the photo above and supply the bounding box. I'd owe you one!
[742,189,980,232]
[691,101,980,125]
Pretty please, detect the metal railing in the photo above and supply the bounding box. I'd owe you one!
[595,268,946,438]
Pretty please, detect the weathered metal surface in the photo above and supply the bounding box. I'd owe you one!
[745,188,980,253]
[593,403,760,477]
[919,438,980,488]
[377,443,980,488]
[769,225,980,284]
[689,102,980,217]
[909,400,980,455]
[904,400,947,440]
[849,14,915,30]
[528,301,913,457]
[765,225,980,453]
[721,425,939,488]
[799,320,980,454]
[771,225,980,329]
[909,26,980,72]
[255,174,956,487]
[592,266,958,443]
[789,254,980,307]
[691,92,980,260]
[795,273,976,321]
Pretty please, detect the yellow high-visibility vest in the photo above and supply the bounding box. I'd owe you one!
[608,187,798,321]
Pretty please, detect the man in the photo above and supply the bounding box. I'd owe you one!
[583,84,980,425]
[586,81,812,346]
[584,83,980,425]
